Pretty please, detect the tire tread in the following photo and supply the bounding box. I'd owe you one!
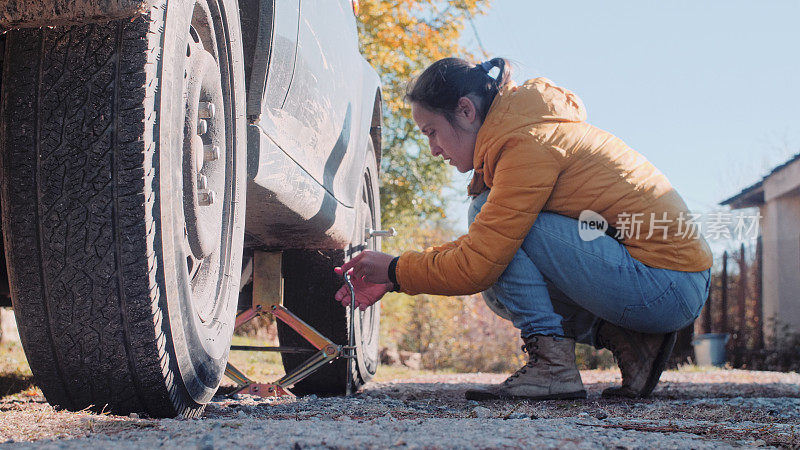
[1,8,199,417]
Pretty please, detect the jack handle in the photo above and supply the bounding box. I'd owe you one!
[366,227,396,238]
[345,272,357,396]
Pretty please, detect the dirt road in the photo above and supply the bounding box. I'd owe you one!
[1,367,799,448]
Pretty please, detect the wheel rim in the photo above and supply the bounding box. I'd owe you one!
[354,167,380,377]
[182,29,227,323]
[176,0,239,362]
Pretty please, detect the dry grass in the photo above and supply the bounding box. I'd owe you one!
[0,400,163,443]
[225,334,285,383]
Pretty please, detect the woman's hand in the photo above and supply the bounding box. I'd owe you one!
[333,251,398,310]
[334,250,396,285]
[334,276,391,311]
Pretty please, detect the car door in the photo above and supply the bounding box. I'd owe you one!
[261,0,364,208]
[247,0,300,116]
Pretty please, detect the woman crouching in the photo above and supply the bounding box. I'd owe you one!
[335,57,712,400]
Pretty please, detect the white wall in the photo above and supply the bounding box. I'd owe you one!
[761,172,800,340]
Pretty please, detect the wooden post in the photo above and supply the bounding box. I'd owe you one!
[720,251,728,334]
[738,243,747,347]
[754,236,764,350]
[702,274,713,334]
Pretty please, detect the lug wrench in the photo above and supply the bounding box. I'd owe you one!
[345,272,357,396]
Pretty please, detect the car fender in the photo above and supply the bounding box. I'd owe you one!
[0,0,157,29]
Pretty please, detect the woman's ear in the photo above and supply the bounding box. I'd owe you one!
[457,96,478,124]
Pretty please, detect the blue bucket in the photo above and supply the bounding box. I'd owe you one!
[692,333,729,367]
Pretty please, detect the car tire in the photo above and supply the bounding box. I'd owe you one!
[0,0,246,417]
[277,144,381,396]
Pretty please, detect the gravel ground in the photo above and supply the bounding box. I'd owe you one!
[1,368,799,449]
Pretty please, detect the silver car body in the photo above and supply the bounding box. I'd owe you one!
[0,0,382,310]
[243,0,382,249]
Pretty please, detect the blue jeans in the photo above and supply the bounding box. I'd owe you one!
[469,191,710,347]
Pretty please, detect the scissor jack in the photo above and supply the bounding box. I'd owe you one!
[224,273,360,398]
[225,228,395,398]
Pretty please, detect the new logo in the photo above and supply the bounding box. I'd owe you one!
[578,210,608,242]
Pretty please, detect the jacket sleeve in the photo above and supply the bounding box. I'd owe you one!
[426,235,467,253]
[395,137,561,296]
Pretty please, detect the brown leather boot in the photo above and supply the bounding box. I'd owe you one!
[595,321,677,398]
[465,335,587,401]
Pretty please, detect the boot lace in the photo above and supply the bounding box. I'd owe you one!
[504,338,539,384]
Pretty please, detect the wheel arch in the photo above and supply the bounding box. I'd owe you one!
[0,0,158,29]
[369,88,383,173]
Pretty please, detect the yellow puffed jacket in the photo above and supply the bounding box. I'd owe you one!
[395,78,713,296]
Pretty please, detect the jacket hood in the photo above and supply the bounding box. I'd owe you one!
[473,78,587,170]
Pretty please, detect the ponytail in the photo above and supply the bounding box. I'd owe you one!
[406,57,513,124]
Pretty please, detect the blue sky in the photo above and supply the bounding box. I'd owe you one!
[445,0,800,237]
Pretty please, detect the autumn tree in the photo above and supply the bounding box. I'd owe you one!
[357,1,525,372]
[357,0,492,251]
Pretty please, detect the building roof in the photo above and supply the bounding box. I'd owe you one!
[721,152,800,209]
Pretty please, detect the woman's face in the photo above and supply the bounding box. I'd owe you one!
[411,98,482,173]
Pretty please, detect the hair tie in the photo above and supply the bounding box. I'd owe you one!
[478,60,500,81]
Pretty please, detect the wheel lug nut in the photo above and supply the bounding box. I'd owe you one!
[197,119,208,135]
[204,145,220,162]
[199,102,216,119]
[198,190,215,206]
[197,174,208,190]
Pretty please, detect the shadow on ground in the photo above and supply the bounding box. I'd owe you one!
[0,373,35,398]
